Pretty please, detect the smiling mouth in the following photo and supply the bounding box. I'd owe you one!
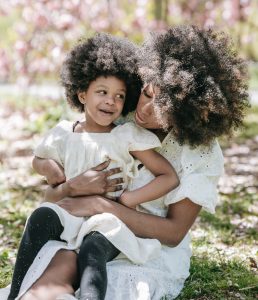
[135,111,147,124]
[99,109,115,115]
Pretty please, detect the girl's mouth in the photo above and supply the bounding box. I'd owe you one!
[99,109,114,115]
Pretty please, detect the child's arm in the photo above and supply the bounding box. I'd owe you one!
[119,149,179,208]
[32,156,68,202]
[32,156,66,186]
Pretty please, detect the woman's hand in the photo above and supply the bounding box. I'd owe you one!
[66,160,124,197]
[57,196,106,217]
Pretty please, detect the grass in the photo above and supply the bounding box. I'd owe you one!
[177,256,258,300]
[0,96,257,299]
[175,189,258,299]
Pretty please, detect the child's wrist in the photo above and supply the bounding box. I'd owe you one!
[120,191,133,207]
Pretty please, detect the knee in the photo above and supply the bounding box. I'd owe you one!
[78,232,109,262]
[28,207,55,225]
[26,207,58,233]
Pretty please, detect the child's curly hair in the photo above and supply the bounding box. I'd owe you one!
[139,25,250,147]
[61,33,142,116]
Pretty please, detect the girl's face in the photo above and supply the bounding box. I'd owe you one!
[78,76,126,130]
[135,84,163,129]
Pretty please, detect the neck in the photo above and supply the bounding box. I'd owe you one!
[150,129,167,142]
[76,120,115,133]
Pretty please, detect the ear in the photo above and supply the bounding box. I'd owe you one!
[78,91,87,104]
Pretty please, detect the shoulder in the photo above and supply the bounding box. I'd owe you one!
[181,139,224,175]
[113,122,161,150]
[55,120,73,131]
[116,122,156,136]
[38,120,73,143]
[183,139,223,161]
[117,122,160,141]
[48,120,73,135]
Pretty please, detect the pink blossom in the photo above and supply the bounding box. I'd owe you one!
[15,41,29,56]
[55,14,75,30]
[0,49,10,81]
[35,14,49,29]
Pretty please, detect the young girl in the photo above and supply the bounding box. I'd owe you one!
[7,33,179,300]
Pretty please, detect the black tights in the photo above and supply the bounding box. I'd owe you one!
[8,207,64,300]
[78,232,119,300]
[8,207,119,300]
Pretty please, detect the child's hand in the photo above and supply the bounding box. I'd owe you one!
[119,191,136,209]
[44,159,66,186]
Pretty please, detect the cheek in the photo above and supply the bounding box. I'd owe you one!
[117,101,124,112]
[136,94,145,110]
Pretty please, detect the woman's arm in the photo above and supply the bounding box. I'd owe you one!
[120,149,179,208]
[57,196,201,246]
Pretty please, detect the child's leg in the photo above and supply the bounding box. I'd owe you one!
[78,232,120,300]
[8,207,64,300]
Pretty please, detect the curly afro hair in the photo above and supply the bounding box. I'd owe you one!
[60,33,142,116]
[139,25,250,147]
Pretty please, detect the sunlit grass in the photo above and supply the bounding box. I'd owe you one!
[177,256,258,300]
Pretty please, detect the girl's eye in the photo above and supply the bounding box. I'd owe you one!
[97,90,107,95]
[116,94,126,100]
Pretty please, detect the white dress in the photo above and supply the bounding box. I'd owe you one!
[0,123,224,300]
[35,120,163,261]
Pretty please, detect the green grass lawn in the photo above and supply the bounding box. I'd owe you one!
[0,97,257,299]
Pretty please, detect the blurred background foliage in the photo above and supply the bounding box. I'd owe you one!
[0,0,258,88]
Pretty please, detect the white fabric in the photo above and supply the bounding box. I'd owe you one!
[1,122,224,300]
[0,286,10,300]
[38,203,161,264]
[34,120,161,198]
[34,120,163,264]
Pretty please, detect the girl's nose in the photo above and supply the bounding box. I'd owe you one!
[105,96,115,105]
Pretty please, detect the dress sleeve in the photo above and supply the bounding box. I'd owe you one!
[116,122,161,151]
[164,140,224,213]
[34,120,70,166]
